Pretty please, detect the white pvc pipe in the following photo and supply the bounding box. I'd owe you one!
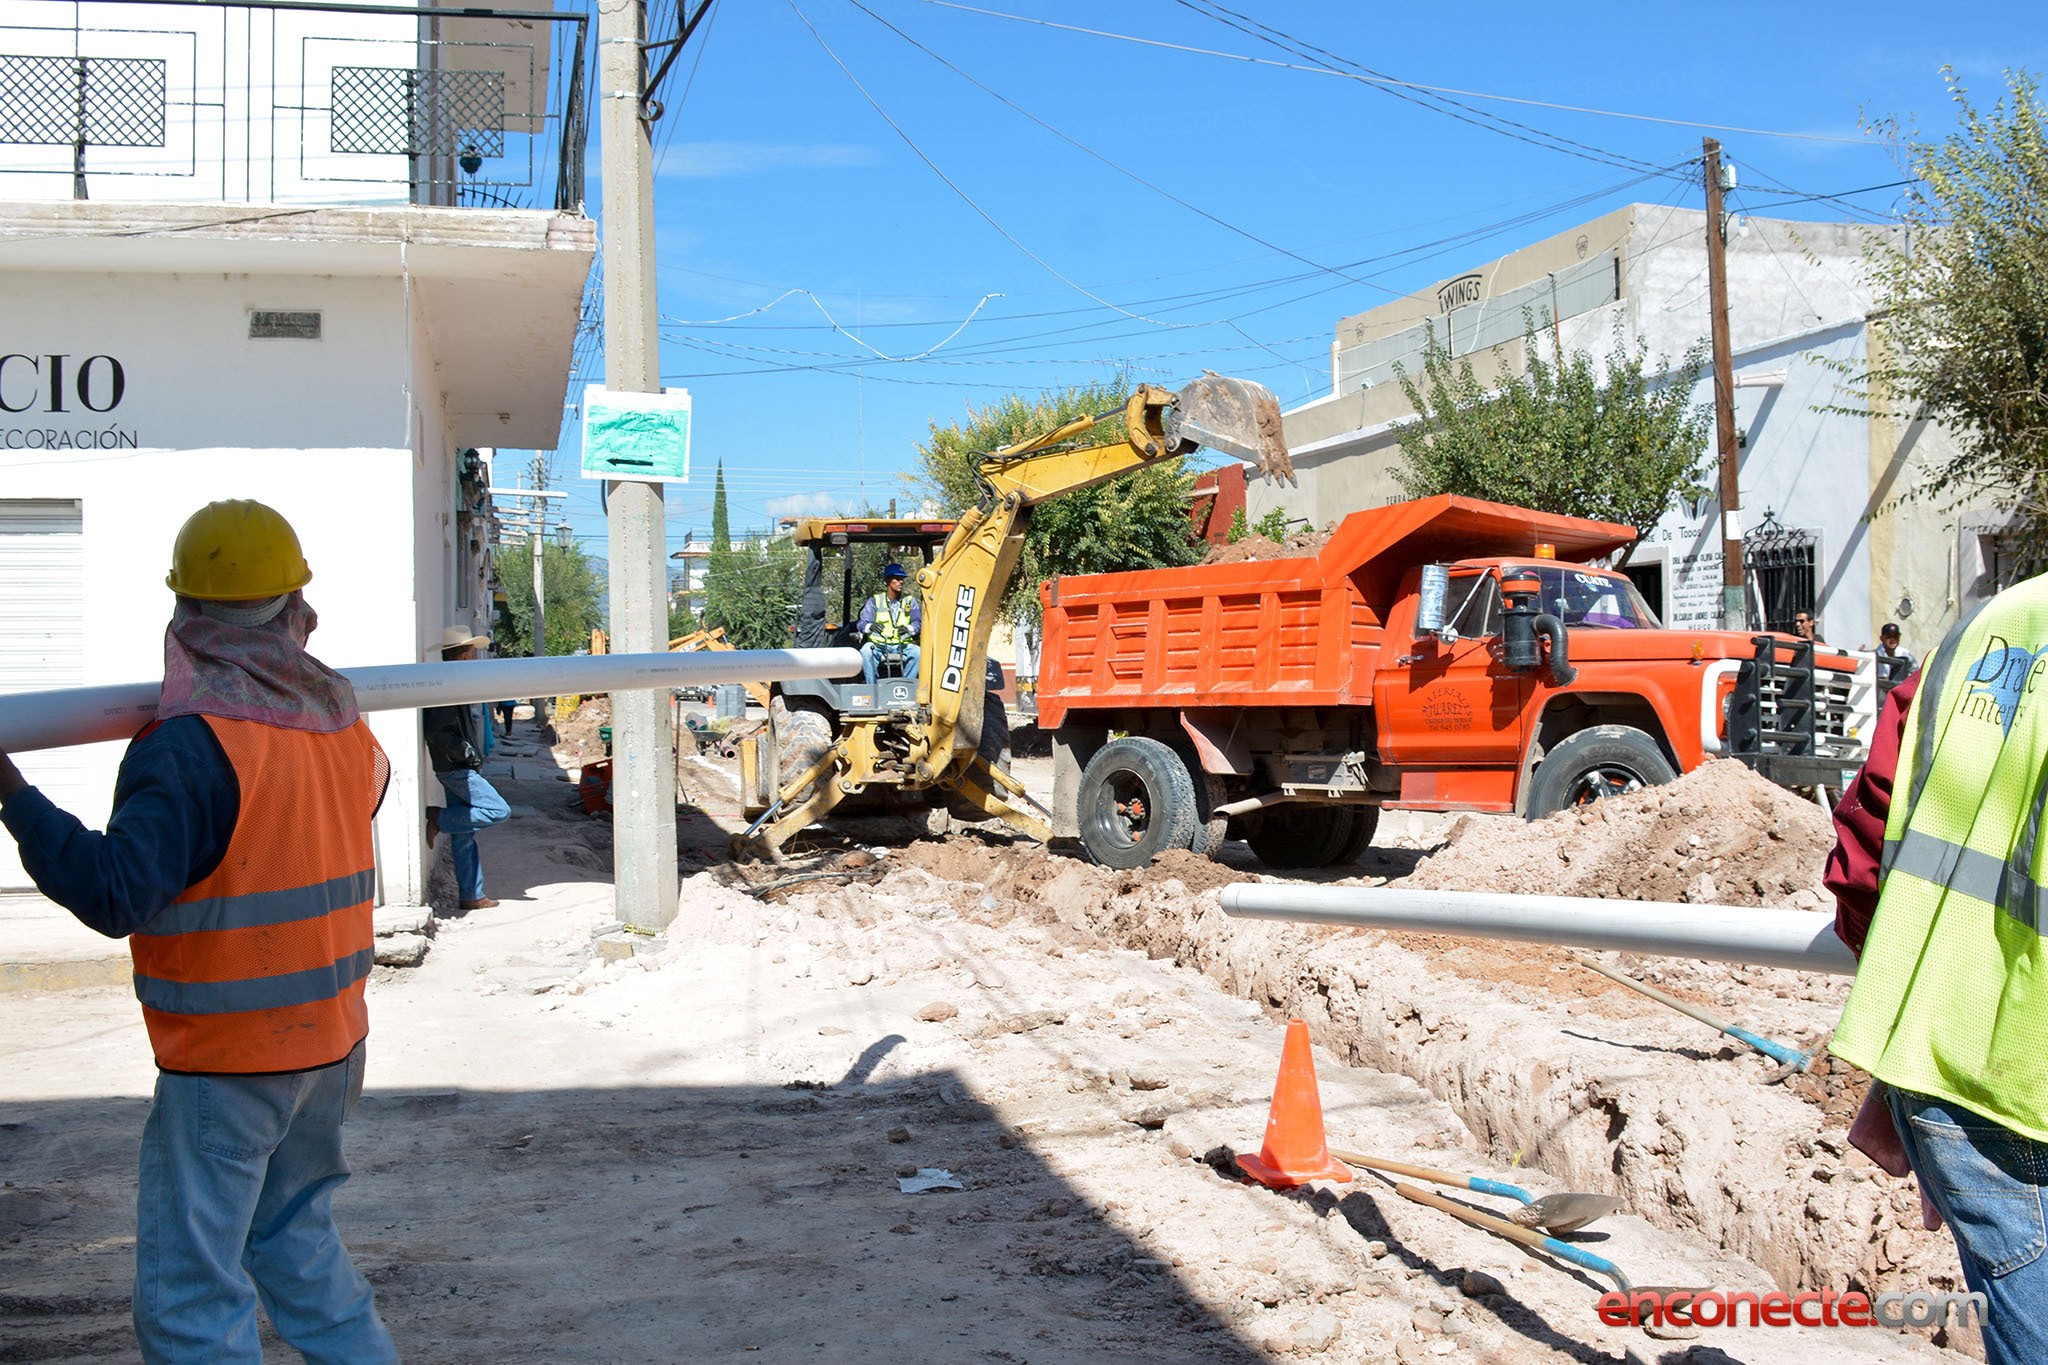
[1220,884,1857,975]
[0,649,861,754]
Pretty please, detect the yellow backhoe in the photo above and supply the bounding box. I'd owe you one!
[736,373,1293,858]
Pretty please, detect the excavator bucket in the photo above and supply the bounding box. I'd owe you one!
[1166,373,1295,483]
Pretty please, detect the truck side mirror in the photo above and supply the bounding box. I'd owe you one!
[1415,564,1450,634]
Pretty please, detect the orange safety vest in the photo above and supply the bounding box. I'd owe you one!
[128,716,386,1074]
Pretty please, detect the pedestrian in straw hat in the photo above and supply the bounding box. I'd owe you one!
[423,625,510,910]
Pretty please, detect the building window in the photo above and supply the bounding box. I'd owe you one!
[1743,515,1818,634]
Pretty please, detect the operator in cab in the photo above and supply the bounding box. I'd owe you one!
[857,562,922,684]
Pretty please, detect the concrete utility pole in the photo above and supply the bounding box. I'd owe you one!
[599,0,680,931]
[1703,138,1745,632]
[528,454,548,662]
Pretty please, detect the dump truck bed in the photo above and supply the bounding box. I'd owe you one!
[1037,495,1636,728]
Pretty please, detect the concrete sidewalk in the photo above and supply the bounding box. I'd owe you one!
[0,891,129,993]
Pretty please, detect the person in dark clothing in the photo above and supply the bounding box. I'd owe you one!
[424,625,510,910]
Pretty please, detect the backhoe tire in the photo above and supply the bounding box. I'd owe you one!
[773,703,836,806]
[978,695,1011,772]
[1524,725,1676,819]
[1077,736,1198,870]
[1329,805,1382,866]
[1243,804,1354,869]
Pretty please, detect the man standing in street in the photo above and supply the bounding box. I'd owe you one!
[856,562,922,685]
[0,499,397,1363]
[424,625,510,911]
[1826,573,2048,1365]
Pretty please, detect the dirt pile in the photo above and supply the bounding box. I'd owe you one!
[1200,526,1333,565]
[552,695,611,762]
[1406,759,1835,907]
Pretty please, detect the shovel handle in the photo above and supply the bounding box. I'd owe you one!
[1393,1182,1631,1293]
[1330,1148,1535,1205]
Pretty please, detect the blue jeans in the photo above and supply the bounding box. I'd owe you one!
[1889,1086,2048,1365]
[860,641,920,685]
[135,1040,395,1364]
[437,767,510,902]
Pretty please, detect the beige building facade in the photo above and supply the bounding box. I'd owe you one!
[1260,204,2010,658]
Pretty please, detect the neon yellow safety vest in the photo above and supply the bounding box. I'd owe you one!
[866,592,915,646]
[1832,573,2048,1142]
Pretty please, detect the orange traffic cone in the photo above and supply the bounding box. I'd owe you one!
[1236,1019,1353,1189]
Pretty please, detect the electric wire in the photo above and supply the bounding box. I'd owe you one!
[783,0,1204,329]
[1172,0,1673,178]
[916,0,1890,147]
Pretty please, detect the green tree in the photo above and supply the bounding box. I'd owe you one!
[710,459,731,552]
[493,538,604,657]
[914,380,1201,621]
[703,534,803,649]
[1858,68,2048,568]
[1392,319,1711,557]
[667,596,699,641]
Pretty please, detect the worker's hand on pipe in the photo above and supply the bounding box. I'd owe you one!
[0,752,24,800]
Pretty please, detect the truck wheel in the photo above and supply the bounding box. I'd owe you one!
[1329,805,1381,866]
[1525,725,1676,819]
[1163,736,1229,856]
[1244,804,1353,869]
[1078,736,1199,869]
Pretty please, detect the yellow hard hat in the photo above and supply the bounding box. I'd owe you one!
[165,499,312,601]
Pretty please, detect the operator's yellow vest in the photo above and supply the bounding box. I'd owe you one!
[867,592,915,645]
[1832,574,2048,1142]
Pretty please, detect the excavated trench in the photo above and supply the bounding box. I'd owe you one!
[877,761,1978,1356]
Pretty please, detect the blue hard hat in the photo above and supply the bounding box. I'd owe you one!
[882,562,909,580]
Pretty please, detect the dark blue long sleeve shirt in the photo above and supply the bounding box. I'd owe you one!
[0,716,239,938]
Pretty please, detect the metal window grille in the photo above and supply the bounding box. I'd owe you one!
[1744,517,1818,634]
[0,55,166,147]
[330,66,504,158]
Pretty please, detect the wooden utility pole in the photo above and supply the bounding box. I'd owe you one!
[600,0,680,931]
[1703,138,1745,631]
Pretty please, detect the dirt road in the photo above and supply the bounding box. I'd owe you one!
[0,725,1969,1363]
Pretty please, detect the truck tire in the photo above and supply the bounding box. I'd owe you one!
[1330,805,1382,866]
[1078,736,1199,869]
[1163,736,1229,856]
[1244,804,1354,869]
[1525,725,1676,819]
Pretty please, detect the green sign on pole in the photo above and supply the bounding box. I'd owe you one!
[580,384,692,483]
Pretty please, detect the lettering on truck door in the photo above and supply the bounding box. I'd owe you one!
[1375,570,1530,768]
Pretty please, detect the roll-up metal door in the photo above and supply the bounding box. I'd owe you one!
[0,500,85,889]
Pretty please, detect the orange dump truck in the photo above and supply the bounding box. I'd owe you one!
[1037,494,1874,868]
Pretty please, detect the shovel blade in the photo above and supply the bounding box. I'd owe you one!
[1511,1192,1630,1236]
[1166,373,1295,484]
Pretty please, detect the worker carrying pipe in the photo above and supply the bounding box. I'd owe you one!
[1823,569,2048,1365]
[0,499,402,1360]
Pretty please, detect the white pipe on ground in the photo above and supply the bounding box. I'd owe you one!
[0,649,862,754]
[1220,884,1857,975]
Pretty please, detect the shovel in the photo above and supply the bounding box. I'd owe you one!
[1329,1148,1629,1236]
[1393,1181,1633,1293]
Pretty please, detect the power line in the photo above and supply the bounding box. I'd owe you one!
[783,0,1204,330]
[1172,0,1673,178]
[917,0,1890,147]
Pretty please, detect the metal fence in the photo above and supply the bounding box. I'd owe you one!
[0,0,586,212]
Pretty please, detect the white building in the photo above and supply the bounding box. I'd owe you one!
[0,0,595,903]
[1266,203,2009,657]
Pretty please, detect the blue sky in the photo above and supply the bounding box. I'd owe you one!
[529,0,2042,556]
